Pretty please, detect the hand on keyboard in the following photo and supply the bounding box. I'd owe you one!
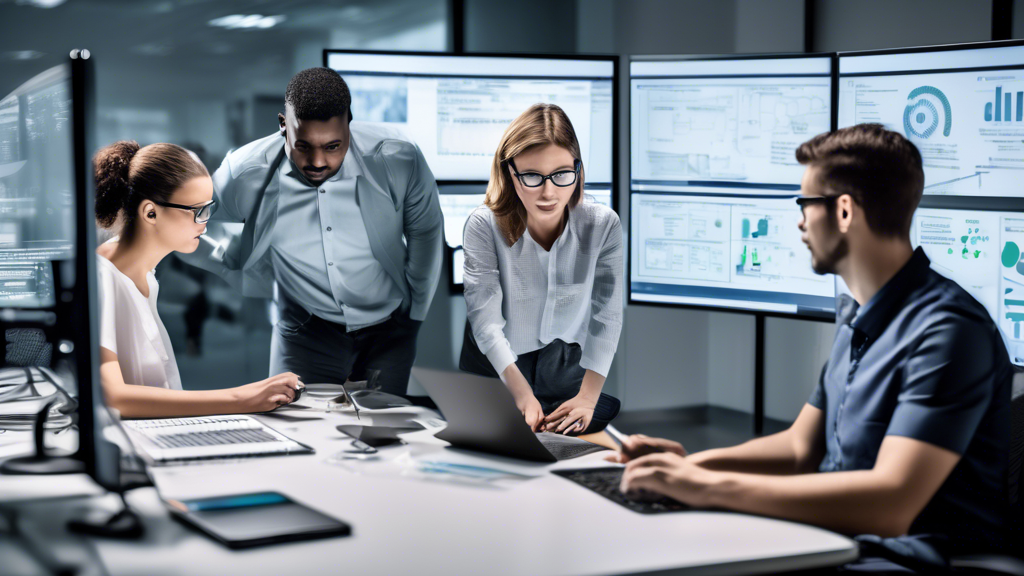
[604,433,688,464]
[552,467,689,514]
[233,372,304,413]
[620,451,713,509]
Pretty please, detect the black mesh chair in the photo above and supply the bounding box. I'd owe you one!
[946,374,1024,574]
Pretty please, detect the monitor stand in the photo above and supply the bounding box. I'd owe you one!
[67,492,144,539]
[0,397,84,475]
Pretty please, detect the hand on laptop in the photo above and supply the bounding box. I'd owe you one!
[503,365,545,431]
[232,372,304,413]
[516,394,545,432]
[605,434,688,464]
[542,394,597,435]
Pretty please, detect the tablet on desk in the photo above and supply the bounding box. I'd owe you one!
[164,492,351,549]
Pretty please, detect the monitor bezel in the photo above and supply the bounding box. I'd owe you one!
[836,38,1024,61]
[626,52,838,323]
[69,53,99,477]
[322,48,620,212]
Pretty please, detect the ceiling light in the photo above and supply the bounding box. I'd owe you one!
[15,0,67,8]
[208,14,286,30]
[2,51,45,61]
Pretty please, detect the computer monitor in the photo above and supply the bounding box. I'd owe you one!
[630,190,835,316]
[0,64,76,262]
[0,52,108,482]
[628,55,836,319]
[323,50,617,198]
[631,56,833,193]
[838,41,1024,197]
[902,204,1024,366]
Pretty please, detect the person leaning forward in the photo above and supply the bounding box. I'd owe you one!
[182,67,443,395]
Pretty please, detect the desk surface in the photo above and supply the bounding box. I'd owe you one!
[5,406,858,576]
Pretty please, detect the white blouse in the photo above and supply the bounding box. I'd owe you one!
[462,201,624,377]
[96,251,182,390]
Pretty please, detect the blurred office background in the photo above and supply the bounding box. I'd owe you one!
[2,0,1022,449]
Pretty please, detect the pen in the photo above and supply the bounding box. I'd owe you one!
[604,424,627,448]
[341,382,360,420]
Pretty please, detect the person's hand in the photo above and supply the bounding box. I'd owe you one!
[515,393,545,432]
[233,372,304,413]
[542,394,597,435]
[604,434,688,463]
[620,452,714,507]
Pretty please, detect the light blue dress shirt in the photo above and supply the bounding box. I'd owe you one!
[270,150,404,329]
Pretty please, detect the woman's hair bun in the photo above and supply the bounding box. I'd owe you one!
[93,140,140,228]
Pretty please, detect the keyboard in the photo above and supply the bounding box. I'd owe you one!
[552,467,690,514]
[536,432,608,460]
[122,415,313,464]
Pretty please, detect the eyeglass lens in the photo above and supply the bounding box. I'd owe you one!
[195,202,217,223]
[519,170,577,188]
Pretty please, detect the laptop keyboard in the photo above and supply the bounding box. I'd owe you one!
[553,467,690,514]
[536,432,608,460]
[150,428,279,449]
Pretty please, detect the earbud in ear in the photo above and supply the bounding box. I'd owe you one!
[148,212,156,219]
[843,210,848,218]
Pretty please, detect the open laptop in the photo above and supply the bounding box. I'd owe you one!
[412,368,607,462]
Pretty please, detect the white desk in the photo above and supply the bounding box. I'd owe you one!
[7,407,858,575]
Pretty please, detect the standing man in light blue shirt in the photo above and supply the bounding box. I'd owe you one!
[183,68,443,395]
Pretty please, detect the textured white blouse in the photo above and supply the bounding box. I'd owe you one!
[96,250,182,391]
[462,201,624,377]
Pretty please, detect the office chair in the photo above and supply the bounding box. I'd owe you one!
[855,375,1024,574]
[944,376,1024,574]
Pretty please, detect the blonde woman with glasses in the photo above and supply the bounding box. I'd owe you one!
[461,104,623,435]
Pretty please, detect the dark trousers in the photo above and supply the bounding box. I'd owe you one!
[459,322,620,434]
[270,297,421,396]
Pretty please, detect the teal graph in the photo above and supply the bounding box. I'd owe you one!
[903,86,951,139]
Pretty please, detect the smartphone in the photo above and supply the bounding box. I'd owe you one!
[336,423,423,448]
[165,492,350,549]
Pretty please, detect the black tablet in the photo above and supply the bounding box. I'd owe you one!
[165,492,351,549]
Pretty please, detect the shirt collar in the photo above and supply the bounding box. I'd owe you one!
[849,246,931,340]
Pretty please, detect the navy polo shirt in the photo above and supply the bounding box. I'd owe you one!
[809,247,1012,553]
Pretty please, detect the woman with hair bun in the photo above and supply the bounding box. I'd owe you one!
[94,141,303,418]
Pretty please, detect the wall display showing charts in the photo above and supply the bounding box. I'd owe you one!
[628,55,836,319]
[838,43,1024,198]
[325,51,616,186]
[904,207,1024,366]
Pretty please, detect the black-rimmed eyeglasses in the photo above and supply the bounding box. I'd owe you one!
[509,159,581,188]
[795,195,837,216]
[153,200,218,224]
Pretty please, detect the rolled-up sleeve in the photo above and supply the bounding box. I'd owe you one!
[462,210,517,375]
[580,214,623,377]
[886,313,998,455]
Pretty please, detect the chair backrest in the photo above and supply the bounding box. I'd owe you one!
[1009,372,1024,553]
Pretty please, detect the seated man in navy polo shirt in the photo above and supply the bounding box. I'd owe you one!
[613,123,1012,555]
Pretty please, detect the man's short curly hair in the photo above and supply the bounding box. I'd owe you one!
[285,67,352,122]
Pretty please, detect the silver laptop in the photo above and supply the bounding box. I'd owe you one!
[412,368,606,462]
